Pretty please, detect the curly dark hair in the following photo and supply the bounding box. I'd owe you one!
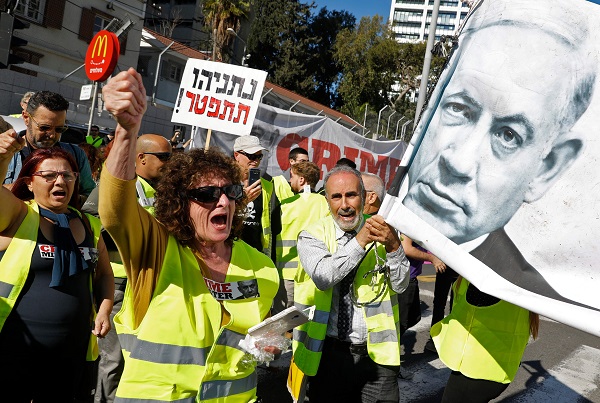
[154,147,245,249]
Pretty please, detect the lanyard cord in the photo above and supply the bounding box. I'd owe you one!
[350,242,390,307]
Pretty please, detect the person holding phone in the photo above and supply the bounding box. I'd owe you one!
[233,135,278,262]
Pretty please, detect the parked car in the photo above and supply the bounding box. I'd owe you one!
[61,121,113,145]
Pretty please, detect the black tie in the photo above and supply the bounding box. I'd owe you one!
[338,231,356,340]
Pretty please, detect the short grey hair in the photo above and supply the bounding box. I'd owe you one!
[323,165,365,198]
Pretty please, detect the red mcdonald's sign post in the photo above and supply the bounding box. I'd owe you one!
[85,30,120,82]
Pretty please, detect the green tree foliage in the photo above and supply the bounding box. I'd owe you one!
[333,16,402,121]
[242,2,445,141]
[305,8,355,107]
[247,2,354,107]
[246,0,316,95]
[203,0,250,62]
[393,41,446,124]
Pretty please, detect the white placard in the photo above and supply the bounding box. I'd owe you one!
[171,59,267,136]
[80,84,93,101]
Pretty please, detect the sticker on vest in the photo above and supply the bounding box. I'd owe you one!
[204,278,260,300]
[38,244,99,263]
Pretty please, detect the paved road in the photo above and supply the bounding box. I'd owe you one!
[257,264,600,402]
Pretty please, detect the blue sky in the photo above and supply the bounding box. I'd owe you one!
[314,0,391,22]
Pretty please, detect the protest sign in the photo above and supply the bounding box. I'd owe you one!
[190,103,407,189]
[171,59,267,136]
[380,0,600,336]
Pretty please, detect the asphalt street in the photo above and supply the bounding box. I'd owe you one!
[257,264,600,402]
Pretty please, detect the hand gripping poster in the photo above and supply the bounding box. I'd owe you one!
[380,0,600,336]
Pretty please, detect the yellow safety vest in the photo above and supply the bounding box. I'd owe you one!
[291,215,401,377]
[259,177,274,258]
[275,193,329,281]
[86,135,103,148]
[114,239,279,402]
[135,176,156,215]
[0,201,102,361]
[273,175,294,201]
[431,279,530,383]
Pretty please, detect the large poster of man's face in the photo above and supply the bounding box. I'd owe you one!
[381,0,600,336]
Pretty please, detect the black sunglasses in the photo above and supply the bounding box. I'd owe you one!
[28,113,69,134]
[188,184,244,203]
[144,152,172,162]
[238,151,263,161]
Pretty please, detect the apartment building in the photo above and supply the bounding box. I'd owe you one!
[388,0,470,43]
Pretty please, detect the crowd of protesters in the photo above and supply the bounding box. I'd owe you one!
[0,69,538,403]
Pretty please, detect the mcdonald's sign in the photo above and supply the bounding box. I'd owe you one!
[85,30,120,82]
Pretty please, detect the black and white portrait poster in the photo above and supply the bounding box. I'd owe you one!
[380,0,600,336]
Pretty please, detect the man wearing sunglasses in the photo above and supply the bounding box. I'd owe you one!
[135,134,172,212]
[233,135,278,262]
[2,91,95,198]
[85,125,104,148]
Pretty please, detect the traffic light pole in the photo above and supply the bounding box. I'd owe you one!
[0,12,29,68]
[86,82,99,138]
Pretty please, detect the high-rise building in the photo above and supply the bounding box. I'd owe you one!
[388,0,470,43]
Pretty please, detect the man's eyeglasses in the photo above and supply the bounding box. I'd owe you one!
[238,151,263,161]
[143,152,172,162]
[32,170,79,183]
[27,114,69,134]
[188,184,244,203]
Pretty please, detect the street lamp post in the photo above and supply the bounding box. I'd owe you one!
[386,111,397,138]
[226,27,248,66]
[401,120,413,142]
[414,0,441,126]
[395,116,406,140]
[362,104,368,136]
[376,105,389,140]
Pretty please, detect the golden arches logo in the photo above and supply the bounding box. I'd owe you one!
[91,34,109,58]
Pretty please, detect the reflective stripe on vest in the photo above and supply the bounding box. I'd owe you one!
[0,201,101,361]
[291,215,401,376]
[114,238,279,402]
[119,333,211,365]
[135,177,155,209]
[0,281,13,298]
[198,329,257,400]
[200,372,258,401]
[431,279,530,383]
[115,397,195,403]
[275,193,329,281]
[260,177,274,258]
[0,202,38,330]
